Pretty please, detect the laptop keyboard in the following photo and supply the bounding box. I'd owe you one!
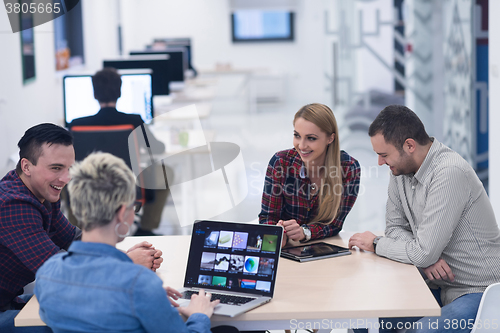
[183,290,255,305]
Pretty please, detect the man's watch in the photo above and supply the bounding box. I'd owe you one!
[301,225,312,241]
[373,236,382,253]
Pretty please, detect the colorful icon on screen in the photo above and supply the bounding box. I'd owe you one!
[243,256,259,274]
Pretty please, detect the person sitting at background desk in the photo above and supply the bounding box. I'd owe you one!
[34,152,221,333]
[259,103,361,247]
[349,105,500,333]
[68,67,170,236]
[0,124,162,332]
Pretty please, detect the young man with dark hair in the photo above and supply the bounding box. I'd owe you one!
[15,123,74,175]
[69,68,163,140]
[1,124,77,313]
[0,123,163,331]
[91,67,122,103]
[367,104,432,151]
[68,68,169,236]
[349,105,500,333]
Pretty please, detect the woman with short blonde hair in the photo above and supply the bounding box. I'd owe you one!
[35,153,221,333]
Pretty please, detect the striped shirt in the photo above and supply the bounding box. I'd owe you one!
[376,138,500,305]
[259,148,361,240]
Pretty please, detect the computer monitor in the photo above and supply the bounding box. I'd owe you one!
[130,48,185,83]
[103,55,170,96]
[63,69,153,126]
[231,10,295,42]
[152,38,195,73]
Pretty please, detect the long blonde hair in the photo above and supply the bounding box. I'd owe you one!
[293,103,342,224]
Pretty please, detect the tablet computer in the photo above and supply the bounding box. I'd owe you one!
[280,242,351,262]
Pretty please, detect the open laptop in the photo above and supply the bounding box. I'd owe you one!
[177,220,283,317]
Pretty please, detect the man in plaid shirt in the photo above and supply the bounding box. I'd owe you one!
[0,124,162,331]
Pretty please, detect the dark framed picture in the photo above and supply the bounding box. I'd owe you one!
[20,9,36,83]
[54,0,84,70]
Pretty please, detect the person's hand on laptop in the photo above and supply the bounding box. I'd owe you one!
[178,289,220,318]
[126,241,163,271]
[277,220,289,248]
[281,233,288,248]
[165,286,183,307]
[278,219,305,242]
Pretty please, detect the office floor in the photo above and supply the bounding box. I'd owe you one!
[153,74,389,236]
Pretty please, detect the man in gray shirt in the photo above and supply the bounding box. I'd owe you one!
[349,105,500,333]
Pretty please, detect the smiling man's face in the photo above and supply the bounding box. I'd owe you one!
[21,143,75,203]
[370,133,417,176]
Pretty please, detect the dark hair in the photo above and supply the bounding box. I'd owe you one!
[92,67,122,103]
[16,123,73,174]
[368,105,431,150]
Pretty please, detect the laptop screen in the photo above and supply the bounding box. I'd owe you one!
[184,220,283,297]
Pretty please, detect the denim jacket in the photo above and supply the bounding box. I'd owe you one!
[35,241,210,333]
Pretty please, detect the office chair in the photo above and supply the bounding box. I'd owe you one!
[470,282,500,333]
[71,125,146,206]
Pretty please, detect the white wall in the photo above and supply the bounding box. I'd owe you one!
[489,0,500,223]
[119,0,328,106]
[0,9,62,176]
[82,0,121,69]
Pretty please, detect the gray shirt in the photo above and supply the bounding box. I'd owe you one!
[376,138,500,305]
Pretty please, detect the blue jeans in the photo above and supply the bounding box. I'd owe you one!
[355,288,483,333]
[0,295,52,333]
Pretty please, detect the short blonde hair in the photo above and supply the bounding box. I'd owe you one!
[68,152,136,231]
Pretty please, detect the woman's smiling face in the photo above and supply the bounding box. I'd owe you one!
[293,117,334,166]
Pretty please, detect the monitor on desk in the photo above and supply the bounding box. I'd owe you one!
[63,70,153,126]
[130,48,186,84]
[103,55,170,96]
[152,38,196,75]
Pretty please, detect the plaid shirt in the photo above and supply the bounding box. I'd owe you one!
[0,170,76,308]
[259,149,361,240]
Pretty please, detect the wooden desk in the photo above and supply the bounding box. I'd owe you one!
[15,233,440,331]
